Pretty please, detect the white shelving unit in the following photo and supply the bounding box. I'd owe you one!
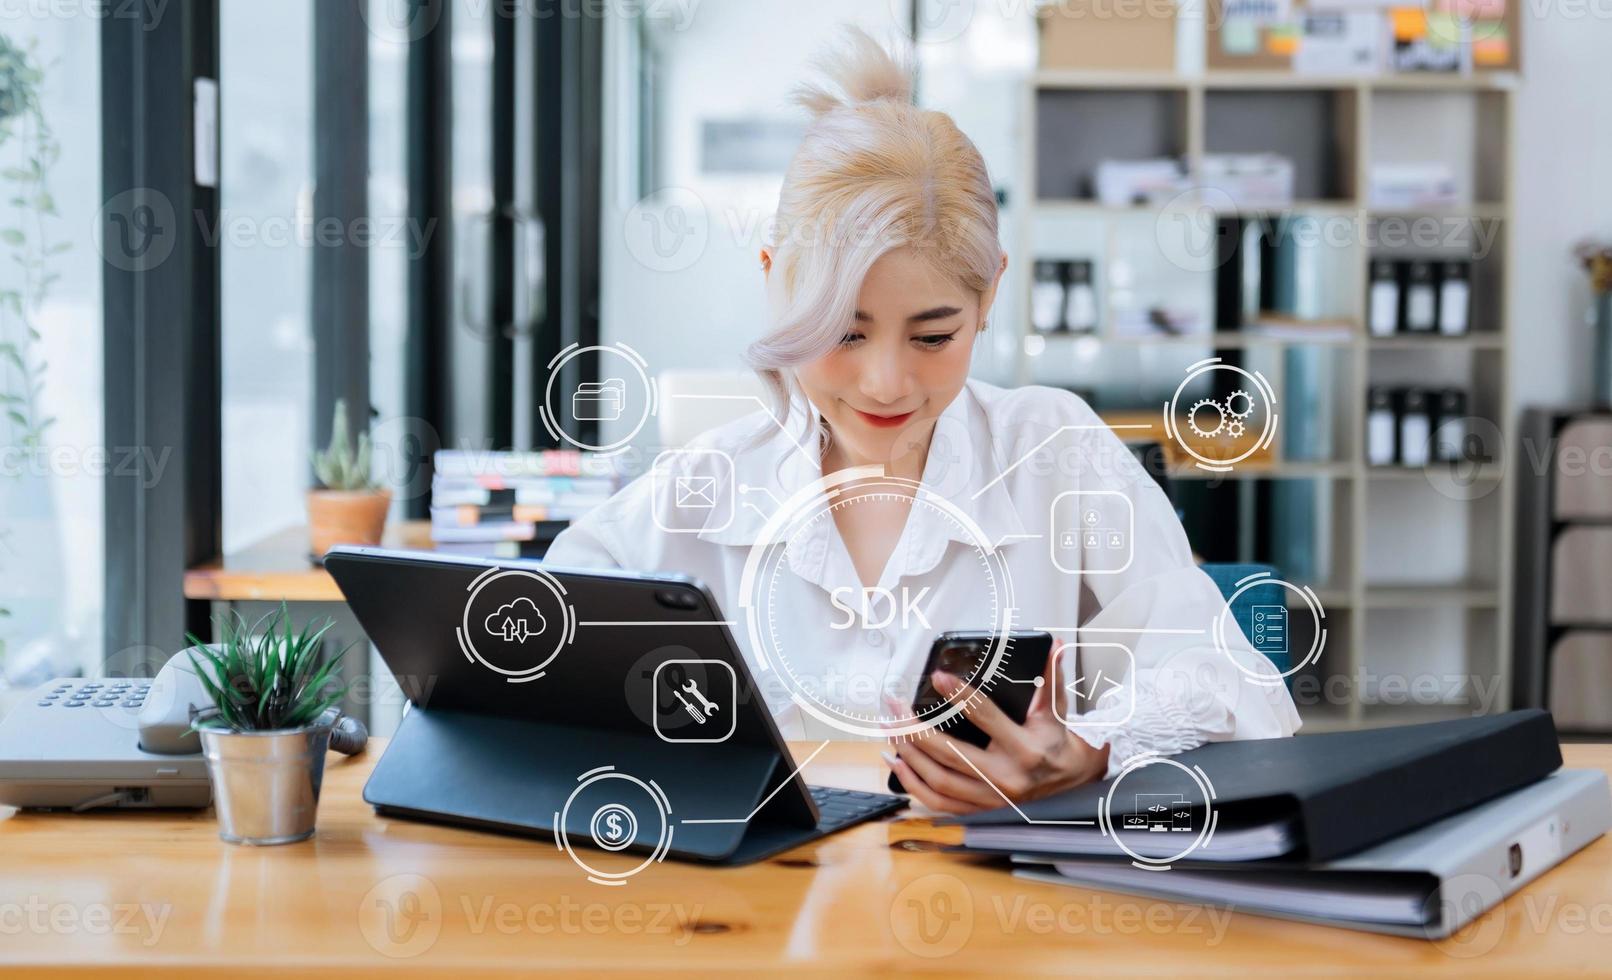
[1012,66,1517,732]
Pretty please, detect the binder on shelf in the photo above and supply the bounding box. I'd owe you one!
[1367,386,1397,466]
[1064,260,1097,334]
[1432,389,1470,463]
[1398,388,1433,467]
[1439,260,1472,336]
[1403,260,1438,334]
[1369,259,1400,337]
[1031,260,1065,334]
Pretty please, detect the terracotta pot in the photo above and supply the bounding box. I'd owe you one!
[307,489,392,560]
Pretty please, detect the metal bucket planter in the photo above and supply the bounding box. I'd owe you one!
[199,712,336,845]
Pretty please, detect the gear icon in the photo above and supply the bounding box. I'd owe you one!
[1226,389,1255,419]
[1226,419,1246,438]
[1187,398,1226,439]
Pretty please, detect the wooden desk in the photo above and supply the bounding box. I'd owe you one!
[183,522,435,603]
[3,742,1611,977]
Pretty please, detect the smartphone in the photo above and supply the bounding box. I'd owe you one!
[887,630,1054,794]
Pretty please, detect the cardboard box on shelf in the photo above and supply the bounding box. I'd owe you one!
[1038,0,1176,72]
[1100,409,1280,470]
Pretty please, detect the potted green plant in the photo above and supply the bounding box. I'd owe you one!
[308,398,390,560]
[186,605,350,845]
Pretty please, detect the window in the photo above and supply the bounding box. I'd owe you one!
[0,14,103,689]
[219,0,314,552]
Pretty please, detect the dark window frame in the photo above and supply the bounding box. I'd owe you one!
[101,0,222,663]
[100,0,607,661]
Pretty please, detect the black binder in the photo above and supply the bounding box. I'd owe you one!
[947,710,1563,862]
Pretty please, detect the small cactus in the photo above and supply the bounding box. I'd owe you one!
[312,398,377,491]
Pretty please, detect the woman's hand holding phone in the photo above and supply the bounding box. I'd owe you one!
[882,643,1111,815]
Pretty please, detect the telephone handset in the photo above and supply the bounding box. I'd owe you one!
[0,647,367,811]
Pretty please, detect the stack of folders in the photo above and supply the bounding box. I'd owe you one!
[430,450,620,559]
[945,711,1612,938]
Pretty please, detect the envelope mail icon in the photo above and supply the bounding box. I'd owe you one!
[674,475,718,509]
[572,378,626,422]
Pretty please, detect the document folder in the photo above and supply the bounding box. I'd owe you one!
[1014,768,1611,938]
[950,710,1565,862]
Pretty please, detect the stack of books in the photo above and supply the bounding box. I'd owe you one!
[430,449,620,559]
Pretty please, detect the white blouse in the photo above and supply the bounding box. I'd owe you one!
[545,379,1300,777]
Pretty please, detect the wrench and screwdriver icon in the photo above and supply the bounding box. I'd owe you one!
[672,678,720,725]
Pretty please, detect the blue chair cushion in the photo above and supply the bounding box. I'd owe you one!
[1200,562,1292,686]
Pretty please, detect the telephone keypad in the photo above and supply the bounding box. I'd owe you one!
[35,682,151,709]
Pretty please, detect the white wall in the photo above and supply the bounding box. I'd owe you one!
[1511,6,1612,410]
[598,1,1033,450]
[599,0,908,419]
[601,2,1612,429]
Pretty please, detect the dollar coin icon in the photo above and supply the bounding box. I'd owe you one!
[590,804,638,852]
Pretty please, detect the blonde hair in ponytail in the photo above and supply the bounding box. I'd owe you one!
[746,26,1002,428]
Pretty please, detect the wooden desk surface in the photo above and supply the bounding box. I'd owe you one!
[3,741,1611,977]
[183,522,435,603]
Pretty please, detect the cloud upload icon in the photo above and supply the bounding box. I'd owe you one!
[485,597,545,643]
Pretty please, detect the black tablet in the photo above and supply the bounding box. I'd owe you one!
[325,546,886,864]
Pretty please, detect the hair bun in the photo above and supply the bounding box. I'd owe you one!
[792,26,914,119]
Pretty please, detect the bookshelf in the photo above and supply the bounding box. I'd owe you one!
[1011,61,1517,732]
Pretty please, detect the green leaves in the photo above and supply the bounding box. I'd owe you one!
[184,603,352,734]
[311,397,380,491]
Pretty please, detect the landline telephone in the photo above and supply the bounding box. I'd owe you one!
[0,648,367,811]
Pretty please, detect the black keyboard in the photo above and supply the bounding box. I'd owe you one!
[807,784,907,831]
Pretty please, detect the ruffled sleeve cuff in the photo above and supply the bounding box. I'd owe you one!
[1066,673,1235,780]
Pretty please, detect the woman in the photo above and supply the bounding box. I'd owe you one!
[546,29,1299,813]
